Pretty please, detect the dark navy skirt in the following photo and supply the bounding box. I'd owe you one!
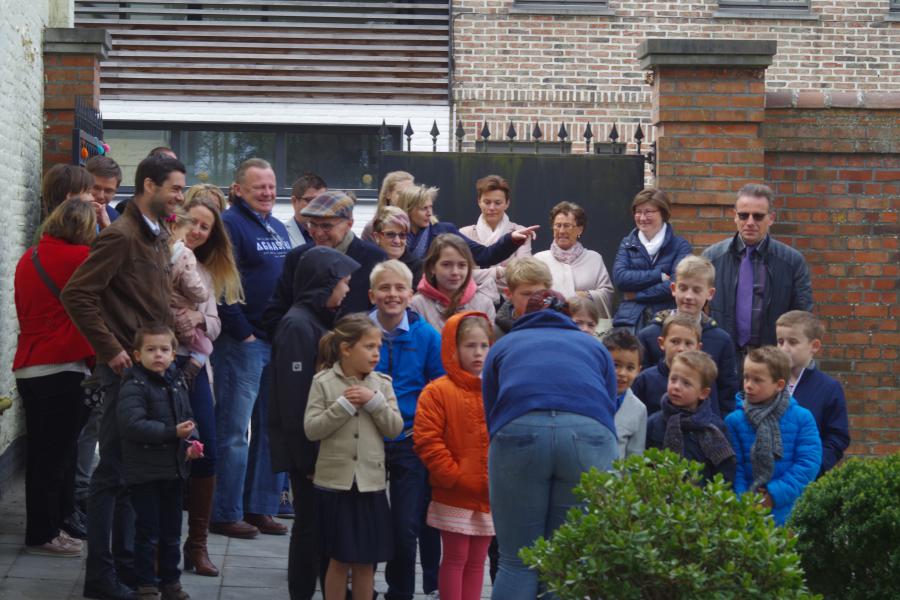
[315,484,393,564]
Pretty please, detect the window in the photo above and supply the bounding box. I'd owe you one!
[891,0,900,12]
[104,123,400,199]
[717,0,812,18]
[512,0,611,15]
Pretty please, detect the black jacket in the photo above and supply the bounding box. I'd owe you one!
[262,235,386,339]
[117,363,196,485]
[702,234,813,348]
[268,247,361,475]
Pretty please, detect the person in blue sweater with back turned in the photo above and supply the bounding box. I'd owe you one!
[776,311,850,476]
[483,290,617,600]
[211,158,292,540]
[367,260,445,600]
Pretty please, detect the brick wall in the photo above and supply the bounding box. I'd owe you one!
[43,52,101,169]
[453,0,900,148]
[0,0,51,459]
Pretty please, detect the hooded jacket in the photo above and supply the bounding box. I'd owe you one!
[725,395,822,526]
[268,247,361,475]
[702,233,813,348]
[373,309,444,438]
[117,363,197,485]
[262,235,387,339]
[612,225,692,329]
[414,312,492,514]
[482,309,617,439]
[638,310,738,415]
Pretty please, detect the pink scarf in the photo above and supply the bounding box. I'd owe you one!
[417,276,477,308]
[550,240,585,265]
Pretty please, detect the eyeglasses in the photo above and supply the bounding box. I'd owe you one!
[552,223,578,231]
[634,209,659,218]
[378,231,408,241]
[736,212,769,222]
[307,220,344,232]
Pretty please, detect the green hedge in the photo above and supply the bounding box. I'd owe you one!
[521,449,819,600]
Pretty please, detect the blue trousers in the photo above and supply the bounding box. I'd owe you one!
[488,411,617,600]
[130,479,183,587]
[176,356,216,477]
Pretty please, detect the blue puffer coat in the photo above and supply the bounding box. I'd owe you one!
[725,395,822,526]
[612,225,692,329]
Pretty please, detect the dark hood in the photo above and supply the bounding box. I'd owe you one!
[292,246,360,319]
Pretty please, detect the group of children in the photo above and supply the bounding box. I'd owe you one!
[117,224,849,599]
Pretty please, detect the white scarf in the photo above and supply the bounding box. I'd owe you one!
[638,223,667,261]
[474,213,510,246]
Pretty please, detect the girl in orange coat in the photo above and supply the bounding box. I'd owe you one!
[414,311,494,600]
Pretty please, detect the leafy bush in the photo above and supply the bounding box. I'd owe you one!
[520,449,819,600]
[789,453,900,600]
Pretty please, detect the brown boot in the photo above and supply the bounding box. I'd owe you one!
[182,476,219,577]
[160,581,190,600]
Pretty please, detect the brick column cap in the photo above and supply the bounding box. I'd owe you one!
[638,39,777,70]
[44,27,111,58]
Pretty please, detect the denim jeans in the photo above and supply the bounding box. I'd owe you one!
[211,335,284,521]
[176,356,216,478]
[130,479,183,587]
[488,411,617,600]
[75,404,101,505]
[384,438,430,600]
[85,365,135,588]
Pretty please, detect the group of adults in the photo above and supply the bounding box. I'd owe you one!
[13,139,812,600]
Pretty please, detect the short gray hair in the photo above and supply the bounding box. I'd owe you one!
[736,184,774,211]
[234,158,273,184]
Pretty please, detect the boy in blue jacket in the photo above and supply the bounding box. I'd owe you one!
[726,347,821,526]
[368,260,444,599]
[638,256,739,415]
[776,311,850,476]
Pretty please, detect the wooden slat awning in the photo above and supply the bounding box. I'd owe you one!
[74,0,450,104]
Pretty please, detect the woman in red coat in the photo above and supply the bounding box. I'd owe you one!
[14,199,97,556]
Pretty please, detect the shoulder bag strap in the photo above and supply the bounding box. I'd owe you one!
[31,247,61,299]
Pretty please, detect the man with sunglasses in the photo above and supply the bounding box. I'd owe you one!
[702,184,812,363]
[263,190,387,339]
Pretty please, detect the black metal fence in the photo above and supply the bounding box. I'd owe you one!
[72,96,105,166]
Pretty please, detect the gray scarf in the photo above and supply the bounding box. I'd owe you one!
[745,389,791,491]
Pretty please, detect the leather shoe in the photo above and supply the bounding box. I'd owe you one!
[61,512,88,540]
[244,513,288,535]
[83,579,138,600]
[209,520,259,539]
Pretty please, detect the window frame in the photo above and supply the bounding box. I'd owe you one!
[104,121,401,199]
[715,0,815,20]
[510,0,613,16]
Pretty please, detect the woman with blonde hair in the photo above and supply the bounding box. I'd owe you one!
[361,170,415,241]
[176,193,244,577]
[394,184,538,270]
[184,183,228,214]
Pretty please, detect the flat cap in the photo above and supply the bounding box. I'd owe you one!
[300,190,355,219]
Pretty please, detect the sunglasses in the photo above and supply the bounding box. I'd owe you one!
[736,212,769,222]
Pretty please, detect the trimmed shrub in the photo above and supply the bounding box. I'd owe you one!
[521,449,819,600]
[789,453,900,600]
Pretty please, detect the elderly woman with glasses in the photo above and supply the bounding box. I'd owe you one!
[611,189,692,330]
[372,206,423,289]
[533,201,614,318]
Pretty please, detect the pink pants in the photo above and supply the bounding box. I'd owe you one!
[438,530,492,600]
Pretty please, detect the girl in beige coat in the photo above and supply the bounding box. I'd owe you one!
[304,314,403,600]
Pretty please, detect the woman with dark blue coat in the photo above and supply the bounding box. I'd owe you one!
[612,189,692,330]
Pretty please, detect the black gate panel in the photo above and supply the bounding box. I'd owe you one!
[379,151,644,272]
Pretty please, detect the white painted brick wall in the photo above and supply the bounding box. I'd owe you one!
[0,0,50,455]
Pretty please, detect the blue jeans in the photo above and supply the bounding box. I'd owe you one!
[384,438,430,600]
[488,411,617,600]
[176,356,216,478]
[130,479,183,587]
[211,335,284,522]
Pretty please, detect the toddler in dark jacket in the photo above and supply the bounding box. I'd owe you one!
[117,324,202,600]
[646,350,735,484]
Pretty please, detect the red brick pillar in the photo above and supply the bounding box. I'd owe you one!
[638,39,777,247]
[42,28,110,171]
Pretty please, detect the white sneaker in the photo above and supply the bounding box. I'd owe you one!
[58,530,84,550]
[25,536,82,557]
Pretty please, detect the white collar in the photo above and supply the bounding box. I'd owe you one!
[141,214,161,236]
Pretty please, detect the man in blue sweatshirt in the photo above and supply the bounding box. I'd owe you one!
[210,158,291,539]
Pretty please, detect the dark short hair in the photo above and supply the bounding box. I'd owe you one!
[550,201,587,229]
[134,154,186,195]
[85,155,123,185]
[292,173,327,199]
[41,164,94,218]
[631,188,671,222]
[736,183,774,211]
[148,146,175,158]
[476,174,510,203]
[133,323,177,350]
[747,346,790,383]
[601,327,643,363]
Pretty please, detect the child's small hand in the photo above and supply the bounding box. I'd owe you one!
[757,488,774,509]
[186,439,204,460]
[344,385,375,406]
[176,420,195,439]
